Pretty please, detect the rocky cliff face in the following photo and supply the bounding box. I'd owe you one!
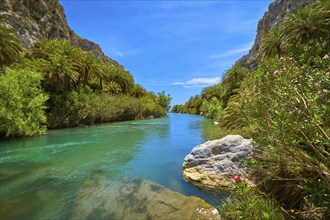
[236,0,313,69]
[0,0,118,65]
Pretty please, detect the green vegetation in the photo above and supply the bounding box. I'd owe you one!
[173,1,330,218]
[0,25,171,138]
[0,22,22,71]
[221,176,284,220]
[0,68,48,137]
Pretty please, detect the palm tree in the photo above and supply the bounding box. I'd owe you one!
[201,85,222,101]
[32,39,62,60]
[260,27,284,58]
[32,40,83,91]
[283,5,330,47]
[0,23,22,71]
[220,65,248,108]
[315,0,330,50]
[131,84,147,98]
[112,67,135,94]
[222,65,248,86]
[82,53,104,90]
[42,53,79,91]
[317,0,330,11]
[105,81,122,95]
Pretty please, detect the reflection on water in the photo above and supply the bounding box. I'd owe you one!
[0,113,227,219]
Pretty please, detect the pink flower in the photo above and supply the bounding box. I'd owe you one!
[318,89,329,94]
[322,54,329,60]
[304,119,309,123]
[326,72,330,76]
[315,81,321,87]
[288,57,295,62]
[273,70,282,76]
[230,175,244,183]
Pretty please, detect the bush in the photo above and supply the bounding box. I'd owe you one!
[247,55,330,217]
[0,68,48,137]
[221,176,284,220]
[200,97,225,119]
[47,88,168,128]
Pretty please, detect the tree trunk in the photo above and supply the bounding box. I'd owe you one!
[99,78,103,91]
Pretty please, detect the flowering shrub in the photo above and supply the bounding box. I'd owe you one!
[230,175,244,183]
[221,175,284,220]
[246,55,330,217]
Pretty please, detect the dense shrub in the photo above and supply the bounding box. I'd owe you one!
[221,176,284,220]
[248,55,330,217]
[0,68,48,137]
[47,88,168,128]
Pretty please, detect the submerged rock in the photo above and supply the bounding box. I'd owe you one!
[71,176,220,220]
[182,135,255,189]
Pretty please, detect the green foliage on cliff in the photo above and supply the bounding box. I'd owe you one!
[0,34,171,138]
[174,0,330,218]
[0,22,23,71]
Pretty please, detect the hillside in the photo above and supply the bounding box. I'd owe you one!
[0,0,172,138]
[236,0,313,69]
[0,0,118,65]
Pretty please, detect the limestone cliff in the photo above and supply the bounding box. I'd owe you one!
[236,0,313,69]
[0,0,118,65]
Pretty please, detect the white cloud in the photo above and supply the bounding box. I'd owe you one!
[113,49,124,57]
[209,42,253,59]
[186,77,220,85]
[171,77,221,88]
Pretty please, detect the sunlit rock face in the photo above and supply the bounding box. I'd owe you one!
[71,176,220,220]
[0,0,118,65]
[183,135,255,189]
[236,0,313,69]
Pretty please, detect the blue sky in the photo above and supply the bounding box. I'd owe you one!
[60,0,272,105]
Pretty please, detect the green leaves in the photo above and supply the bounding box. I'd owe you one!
[0,22,23,70]
[221,178,284,220]
[0,68,48,137]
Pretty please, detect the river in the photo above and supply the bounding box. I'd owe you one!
[0,113,227,219]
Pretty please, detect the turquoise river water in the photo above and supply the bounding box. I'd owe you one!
[0,113,227,219]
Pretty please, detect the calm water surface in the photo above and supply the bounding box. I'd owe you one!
[0,113,227,219]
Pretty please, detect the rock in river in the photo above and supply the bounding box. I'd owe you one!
[182,135,256,189]
[70,175,220,220]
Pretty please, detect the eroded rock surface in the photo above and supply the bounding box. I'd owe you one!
[71,176,220,220]
[236,0,313,69]
[0,0,119,65]
[183,135,255,189]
